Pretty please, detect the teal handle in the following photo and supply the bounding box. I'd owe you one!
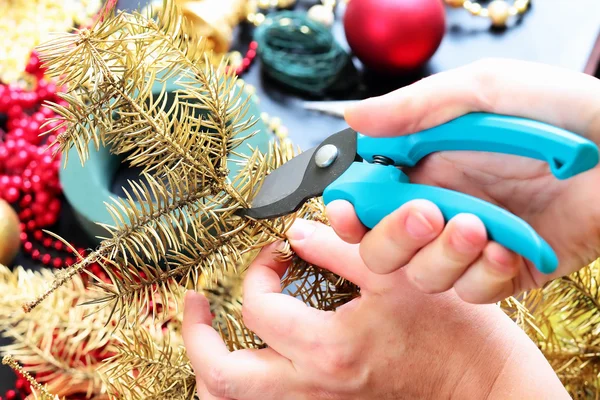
[323,163,558,274]
[356,112,599,179]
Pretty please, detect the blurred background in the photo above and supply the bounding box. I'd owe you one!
[0,0,599,397]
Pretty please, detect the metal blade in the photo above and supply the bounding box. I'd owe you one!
[250,147,317,208]
[237,127,360,220]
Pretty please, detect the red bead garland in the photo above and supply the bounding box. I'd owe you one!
[0,50,133,400]
[0,51,88,272]
[226,41,258,75]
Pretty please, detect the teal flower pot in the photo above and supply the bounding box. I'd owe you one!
[59,78,271,244]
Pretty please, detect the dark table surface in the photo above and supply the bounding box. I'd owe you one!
[2,0,600,393]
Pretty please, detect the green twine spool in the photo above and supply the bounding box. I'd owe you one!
[253,11,355,96]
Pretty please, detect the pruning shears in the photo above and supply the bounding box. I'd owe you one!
[238,112,600,274]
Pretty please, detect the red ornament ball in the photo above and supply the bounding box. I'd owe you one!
[343,0,446,72]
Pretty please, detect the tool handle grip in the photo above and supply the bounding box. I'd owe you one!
[357,112,599,180]
[323,163,558,274]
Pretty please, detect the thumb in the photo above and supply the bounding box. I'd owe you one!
[285,219,372,289]
[344,58,600,140]
[344,66,476,137]
[183,290,213,327]
[182,290,217,364]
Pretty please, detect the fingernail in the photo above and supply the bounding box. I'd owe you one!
[485,245,515,268]
[286,219,317,241]
[453,228,480,253]
[185,290,202,303]
[405,210,434,238]
[452,216,485,253]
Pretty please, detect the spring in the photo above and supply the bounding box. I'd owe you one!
[372,155,394,165]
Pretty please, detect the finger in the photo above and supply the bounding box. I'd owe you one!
[359,199,445,274]
[453,242,523,304]
[344,58,600,140]
[286,219,372,287]
[242,241,337,360]
[326,200,368,244]
[403,213,488,294]
[196,380,231,400]
[182,290,294,399]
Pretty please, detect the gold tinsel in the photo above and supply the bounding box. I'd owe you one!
[0,0,598,398]
[0,0,102,83]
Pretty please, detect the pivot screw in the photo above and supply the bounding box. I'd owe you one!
[315,144,338,168]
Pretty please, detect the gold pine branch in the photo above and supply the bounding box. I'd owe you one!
[100,324,196,400]
[24,0,299,318]
[2,355,59,400]
[0,265,113,397]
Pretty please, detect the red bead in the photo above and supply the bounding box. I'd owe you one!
[16,149,29,165]
[19,194,32,207]
[19,232,28,241]
[22,180,32,192]
[31,203,44,215]
[5,389,16,400]
[65,256,75,266]
[19,222,25,232]
[41,106,54,117]
[246,49,256,59]
[23,242,33,253]
[53,241,63,251]
[7,104,23,118]
[16,119,28,130]
[49,199,61,213]
[10,176,22,187]
[52,257,63,268]
[33,230,43,241]
[42,238,52,247]
[41,254,52,265]
[5,140,16,152]
[26,220,36,231]
[31,249,41,260]
[249,41,258,50]
[19,208,33,220]
[36,191,50,205]
[33,112,45,123]
[5,187,20,203]
[15,377,25,389]
[41,170,55,183]
[242,58,251,68]
[41,214,57,227]
[46,83,57,96]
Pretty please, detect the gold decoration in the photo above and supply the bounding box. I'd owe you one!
[487,0,510,26]
[445,0,530,27]
[0,0,102,83]
[246,0,299,27]
[307,4,335,27]
[148,0,249,54]
[2,356,59,400]
[0,200,21,266]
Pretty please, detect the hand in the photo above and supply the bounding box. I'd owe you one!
[336,58,600,304]
[182,219,568,400]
